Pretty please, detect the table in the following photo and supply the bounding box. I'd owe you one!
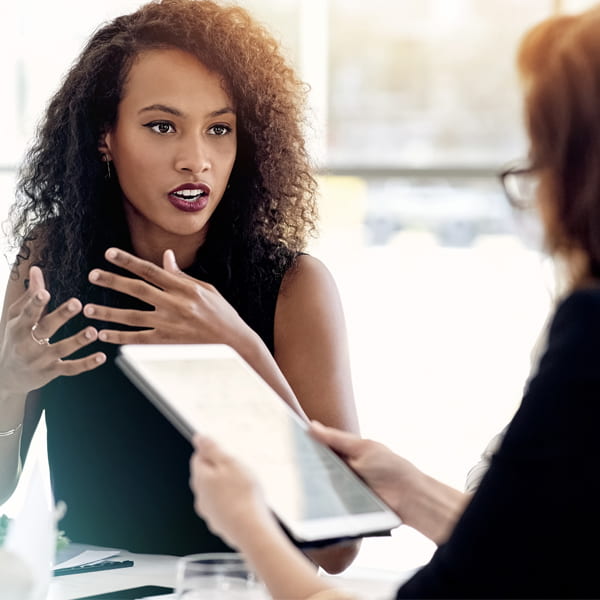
[47,547,412,599]
[48,550,178,599]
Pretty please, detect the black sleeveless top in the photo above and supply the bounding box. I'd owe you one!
[41,236,295,555]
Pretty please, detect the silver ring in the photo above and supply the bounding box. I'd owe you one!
[31,322,51,346]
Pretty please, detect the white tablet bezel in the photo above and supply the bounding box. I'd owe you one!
[116,343,401,544]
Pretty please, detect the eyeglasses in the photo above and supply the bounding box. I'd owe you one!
[498,160,540,210]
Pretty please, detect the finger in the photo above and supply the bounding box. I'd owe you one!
[162,249,180,274]
[8,265,50,317]
[15,265,49,314]
[96,328,154,345]
[310,420,364,459]
[56,351,107,377]
[192,434,231,465]
[49,325,99,359]
[103,247,183,291]
[105,247,209,290]
[83,304,155,328]
[33,298,82,340]
[28,265,46,291]
[161,250,202,285]
[20,286,51,328]
[88,268,165,307]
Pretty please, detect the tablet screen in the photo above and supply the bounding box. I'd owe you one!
[116,344,401,544]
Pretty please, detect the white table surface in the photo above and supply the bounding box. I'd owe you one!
[47,547,413,599]
[48,549,179,599]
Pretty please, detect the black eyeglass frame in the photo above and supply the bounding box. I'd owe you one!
[498,160,539,210]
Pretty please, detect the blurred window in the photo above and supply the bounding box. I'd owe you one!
[327,0,551,168]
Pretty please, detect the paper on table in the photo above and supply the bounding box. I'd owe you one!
[53,549,121,570]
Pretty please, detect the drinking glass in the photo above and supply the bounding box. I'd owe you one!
[175,552,267,599]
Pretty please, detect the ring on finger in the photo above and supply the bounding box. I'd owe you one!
[31,322,51,346]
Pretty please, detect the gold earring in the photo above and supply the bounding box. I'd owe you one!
[103,154,112,180]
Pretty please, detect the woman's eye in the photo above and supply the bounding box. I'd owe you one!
[143,121,175,134]
[208,124,231,136]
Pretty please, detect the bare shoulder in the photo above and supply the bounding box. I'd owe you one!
[274,255,358,433]
[279,254,341,305]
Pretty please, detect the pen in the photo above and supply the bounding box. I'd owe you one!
[53,559,134,577]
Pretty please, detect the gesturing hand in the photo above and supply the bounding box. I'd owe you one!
[84,248,249,346]
[0,266,105,396]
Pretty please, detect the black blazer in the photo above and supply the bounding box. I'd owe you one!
[397,288,600,599]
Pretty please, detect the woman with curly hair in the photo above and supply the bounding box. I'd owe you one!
[0,0,359,570]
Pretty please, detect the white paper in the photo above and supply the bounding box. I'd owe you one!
[53,549,120,570]
[0,548,35,599]
[4,438,55,600]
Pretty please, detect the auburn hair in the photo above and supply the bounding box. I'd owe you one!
[518,7,600,275]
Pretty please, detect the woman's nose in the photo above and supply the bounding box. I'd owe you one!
[174,137,211,174]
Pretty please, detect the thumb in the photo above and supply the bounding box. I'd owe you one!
[192,434,230,466]
[28,265,47,293]
[162,249,180,274]
[310,421,364,460]
[27,266,50,309]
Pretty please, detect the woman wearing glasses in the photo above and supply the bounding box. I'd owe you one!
[190,7,600,598]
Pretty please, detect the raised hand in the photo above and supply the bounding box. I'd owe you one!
[0,266,105,396]
[84,248,251,346]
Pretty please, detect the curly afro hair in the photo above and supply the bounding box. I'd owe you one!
[10,0,318,306]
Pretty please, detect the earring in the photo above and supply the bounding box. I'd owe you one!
[103,154,112,180]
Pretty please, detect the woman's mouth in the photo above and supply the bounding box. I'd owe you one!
[167,183,211,212]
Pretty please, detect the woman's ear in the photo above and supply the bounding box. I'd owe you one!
[98,131,113,160]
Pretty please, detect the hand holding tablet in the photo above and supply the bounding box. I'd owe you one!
[116,344,401,546]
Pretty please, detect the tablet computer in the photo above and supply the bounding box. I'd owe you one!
[116,344,401,546]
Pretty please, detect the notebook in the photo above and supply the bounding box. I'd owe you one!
[116,344,401,546]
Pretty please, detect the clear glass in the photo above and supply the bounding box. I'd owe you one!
[175,553,267,599]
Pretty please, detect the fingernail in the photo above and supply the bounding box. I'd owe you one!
[89,270,99,282]
[67,300,78,312]
[84,305,95,316]
[95,354,106,364]
[106,249,117,260]
[84,328,94,339]
[98,331,108,341]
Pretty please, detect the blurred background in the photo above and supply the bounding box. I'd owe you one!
[0,0,595,576]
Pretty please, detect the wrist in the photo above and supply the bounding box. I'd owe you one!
[228,504,279,549]
[0,364,30,399]
[0,389,28,433]
[401,471,467,544]
[225,324,262,362]
[0,423,23,438]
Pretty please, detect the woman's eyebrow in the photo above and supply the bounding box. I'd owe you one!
[138,104,236,118]
[209,106,236,117]
[139,103,183,117]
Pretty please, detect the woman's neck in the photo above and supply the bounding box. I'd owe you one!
[129,229,205,269]
[560,247,598,292]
